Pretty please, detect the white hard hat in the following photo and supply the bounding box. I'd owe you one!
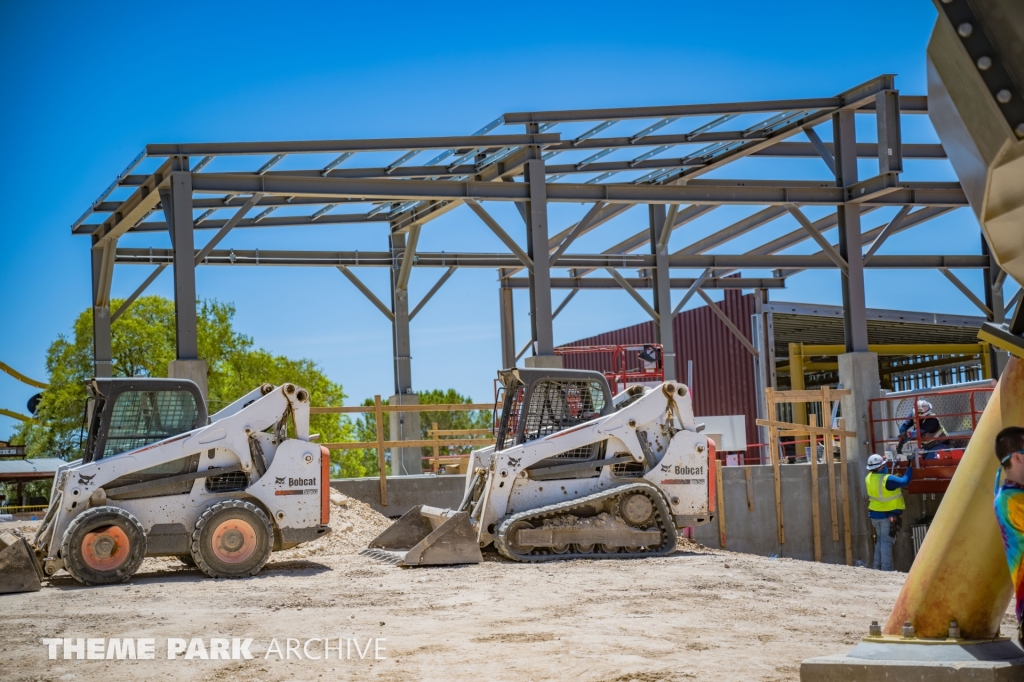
[916,399,934,415]
[867,454,886,471]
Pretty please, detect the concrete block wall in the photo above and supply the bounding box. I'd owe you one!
[692,463,943,571]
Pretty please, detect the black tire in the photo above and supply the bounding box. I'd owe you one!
[60,506,147,586]
[190,500,273,579]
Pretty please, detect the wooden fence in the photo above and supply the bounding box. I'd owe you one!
[313,396,496,506]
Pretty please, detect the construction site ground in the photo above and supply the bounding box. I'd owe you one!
[1,494,1017,682]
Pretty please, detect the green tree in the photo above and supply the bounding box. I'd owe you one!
[9,296,364,481]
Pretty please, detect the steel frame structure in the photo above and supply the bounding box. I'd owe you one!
[74,74,1006,404]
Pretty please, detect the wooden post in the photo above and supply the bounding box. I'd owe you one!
[374,395,388,506]
[744,466,754,511]
[431,421,440,472]
[809,413,822,562]
[716,462,727,549]
[766,387,785,544]
[822,386,840,542]
[839,417,853,565]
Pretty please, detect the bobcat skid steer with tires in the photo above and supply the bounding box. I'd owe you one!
[1,377,331,592]
[364,367,716,566]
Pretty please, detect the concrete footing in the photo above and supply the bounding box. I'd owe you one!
[524,354,563,369]
[168,359,208,399]
[801,639,1024,681]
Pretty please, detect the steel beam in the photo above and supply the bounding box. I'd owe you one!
[862,205,912,263]
[188,172,967,207]
[500,284,516,368]
[115,248,987,271]
[548,202,606,265]
[501,87,923,125]
[697,290,758,356]
[193,193,263,264]
[165,172,199,360]
[465,199,533,269]
[552,289,579,318]
[336,266,395,321]
[504,276,785,289]
[91,237,113,378]
[389,232,414,398]
[524,159,554,357]
[89,159,173,244]
[672,268,714,315]
[940,268,993,317]
[111,264,168,323]
[606,268,659,322]
[786,204,848,274]
[834,110,869,353]
[649,204,676,378]
[409,266,456,320]
[146,133,561,157]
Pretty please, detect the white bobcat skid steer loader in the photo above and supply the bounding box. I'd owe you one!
[1,377,330,592]
[365,368,716,566]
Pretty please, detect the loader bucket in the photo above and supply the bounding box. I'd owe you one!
[361,505,483,567]
[0,531,43,594]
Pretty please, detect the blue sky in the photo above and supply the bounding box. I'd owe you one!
[0,1,994,439]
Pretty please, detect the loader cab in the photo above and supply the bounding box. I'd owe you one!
[494,368,613,459]
[83,377,208,464]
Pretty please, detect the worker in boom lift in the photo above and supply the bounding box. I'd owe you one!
[865,453,913,571]
[993,427,1024,645]
[897,399,948,460]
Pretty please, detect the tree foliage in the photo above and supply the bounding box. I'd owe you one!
[10,296,363,478]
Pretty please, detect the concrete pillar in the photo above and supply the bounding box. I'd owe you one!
[90,239,113,378]
[499,282,516,369]
[649,204,676,381]
[388,393,422,476]
[838,351,881,565]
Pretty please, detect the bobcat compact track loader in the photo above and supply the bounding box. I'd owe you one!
[1,377,331,592]
[364,367,716,566]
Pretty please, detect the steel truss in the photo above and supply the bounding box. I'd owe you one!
[74,74,1006,404]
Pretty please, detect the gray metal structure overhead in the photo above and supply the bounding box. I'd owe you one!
[73,74,1007,401]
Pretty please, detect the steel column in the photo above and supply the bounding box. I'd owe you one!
[523,157,554,357]
[389,232,414,397]
[388,230,421,475]
[164,172,199,360]
[500,283,516,369]
[90,238,113,378]
[833,111,870,352]
[982,234,1009,376]
[649,204,676,380]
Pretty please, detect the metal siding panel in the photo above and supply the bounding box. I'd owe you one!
[559,291,759,452]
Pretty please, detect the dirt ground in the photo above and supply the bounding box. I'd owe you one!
[1,493,1017,682]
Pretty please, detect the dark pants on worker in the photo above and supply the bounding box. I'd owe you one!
[871,517,894,571]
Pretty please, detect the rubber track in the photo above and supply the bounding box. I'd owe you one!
[493,482,677,563]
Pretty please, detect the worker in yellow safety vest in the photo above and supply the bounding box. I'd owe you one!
[865,453,913,571]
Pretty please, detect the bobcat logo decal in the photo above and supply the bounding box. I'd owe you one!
[77,473,96,485]
[660,463,671,472]
[507,457,521,469]
[274,476,286,485]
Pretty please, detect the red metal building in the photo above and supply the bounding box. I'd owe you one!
[558,290,759,448]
